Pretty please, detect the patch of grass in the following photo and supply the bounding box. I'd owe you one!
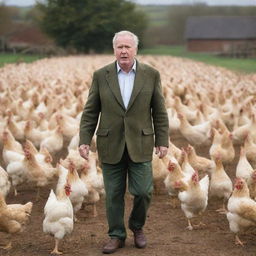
[0,54,43,68]
[137,5,169,27]
[140,45,256,73]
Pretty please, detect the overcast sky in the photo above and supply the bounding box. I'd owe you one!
[3,0,256,6]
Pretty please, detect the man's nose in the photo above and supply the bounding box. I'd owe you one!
[121,47,127,53]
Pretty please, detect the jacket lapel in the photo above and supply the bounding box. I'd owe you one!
[126,61,146,111]
[105,62,125,110]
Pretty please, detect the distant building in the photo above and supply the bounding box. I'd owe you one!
[185,16,256,57]
[0,22,55,54]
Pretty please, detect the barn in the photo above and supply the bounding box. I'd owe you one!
[185,16,256,57]
[0,23,55,54]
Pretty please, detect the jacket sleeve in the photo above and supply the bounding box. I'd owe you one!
[79,72,101,146]
[151,70,169,147]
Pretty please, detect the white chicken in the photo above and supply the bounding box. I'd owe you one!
[167,108,180,135]
[59,160,88,221]
[43,165,74,255]
[175,171,209,230]
[236,146,254,184]
[0,166,11,198]
[243,133,256,168]
[80,152,104,217]
[55,113,79,142]
[67,133,79,150]
[177,112,211,146]
[6,114,26,141]
[227,177,256,246]
[40,125,64,156]
[232,121,251,145]
[24,120,50,148]
[61,148,87,172]
[36,112,49,131]
[6,158,27,196]
[180,149,195,181]
[174,96,197,123]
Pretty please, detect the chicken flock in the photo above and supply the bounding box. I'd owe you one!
[0,55,256,254]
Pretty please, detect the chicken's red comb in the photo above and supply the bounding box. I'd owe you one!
[168,162,176,171]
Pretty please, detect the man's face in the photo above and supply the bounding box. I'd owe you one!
[114,34,137,71]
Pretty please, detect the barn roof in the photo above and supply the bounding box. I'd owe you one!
[185,16,256,40]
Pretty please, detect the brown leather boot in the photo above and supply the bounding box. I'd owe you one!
[132,229,147,248]
[102,238,125,254]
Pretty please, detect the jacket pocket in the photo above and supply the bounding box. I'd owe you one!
[142,128,154,135]
[96,129,109,156]
[96,128,109,136]
[142,128,154,155]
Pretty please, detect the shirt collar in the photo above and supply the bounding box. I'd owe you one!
[117,60,136,73]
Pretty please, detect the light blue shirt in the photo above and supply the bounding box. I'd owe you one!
[117,61,136,109]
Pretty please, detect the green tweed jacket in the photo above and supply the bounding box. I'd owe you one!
[79,60,169,164]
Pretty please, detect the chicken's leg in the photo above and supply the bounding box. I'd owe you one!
[193,221,206,229]
[14,187,18,196]
[235,234,245,247]
[51,238,62,254]
[170,197,179,208]
[93,203,98,217]
[186,219,193,230]
[216,199,228,214]
[36,187,41,201]
[0,241,12,250]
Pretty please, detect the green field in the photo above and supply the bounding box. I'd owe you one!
[0,54,43,67]
[140,45,256,74]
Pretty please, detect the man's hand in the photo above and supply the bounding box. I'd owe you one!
[155,146,168,159]
[79,144,90,160]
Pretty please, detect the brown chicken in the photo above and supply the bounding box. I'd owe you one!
[209,128,235,166]
[248,170,256,200]
[0,193,33,249]
[2,129,24,166]
[80,152,104,217]
[23,147,57,200]
[164,161,184,208]
[210,155,232,213]
[186,144,215,174]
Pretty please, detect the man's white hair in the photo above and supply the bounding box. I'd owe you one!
[112,30,139,48]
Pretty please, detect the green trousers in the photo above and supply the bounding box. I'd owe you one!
[102,147,153,241]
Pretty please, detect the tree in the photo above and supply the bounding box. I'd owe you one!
[0,3,13,51]
[36,0,148,53]
[0,4,12,35]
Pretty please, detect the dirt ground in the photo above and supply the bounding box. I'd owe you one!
[1,134,256,256]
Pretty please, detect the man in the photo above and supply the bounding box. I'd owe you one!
[79,30,169,254]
